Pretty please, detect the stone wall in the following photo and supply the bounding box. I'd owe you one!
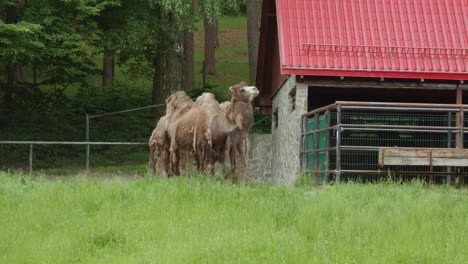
[271,76,308,185]
[247,134,272,182]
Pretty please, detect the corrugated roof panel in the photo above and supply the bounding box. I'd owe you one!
[276,0,468,80]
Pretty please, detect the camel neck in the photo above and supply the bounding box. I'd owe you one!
[231,99,250,106]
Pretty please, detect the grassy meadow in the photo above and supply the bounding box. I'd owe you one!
[1,15,465,263]
[0,172,466,263]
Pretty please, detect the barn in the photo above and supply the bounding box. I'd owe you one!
[255,0,468,185]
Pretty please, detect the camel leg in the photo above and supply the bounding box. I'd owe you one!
[237,142,247,183]
[179,150,187,173]
[169,141,181,176]
[195,147,206,173]
[194,150,202,171]
[170,149,180,176]
[201,148,207,172]
[207,159,215,176]
[229,144,237,181]
[218,146,227,178]
[160,148,169,179]
[148,145,156,174]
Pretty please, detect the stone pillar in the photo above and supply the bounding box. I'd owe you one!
[247,134,273,182]
[271,76,308,185]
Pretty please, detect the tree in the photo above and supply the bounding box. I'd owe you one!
[181,0,197,91]
[1,0,28,104]
[199,0,241,76]
[246,0,262,83]
[116,0,191,111]
[95,2,125,88]
[203,15,218,75]
[0,0,119,105]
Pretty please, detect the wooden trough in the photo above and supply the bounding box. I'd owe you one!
[379,147,468,168]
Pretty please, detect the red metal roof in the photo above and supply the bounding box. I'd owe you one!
[276,0,468,80]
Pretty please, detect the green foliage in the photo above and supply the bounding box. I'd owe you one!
[199,0,243,20]
[0,20,43,63]
[0,0,17,6]
[0,174,466,263]
[0,0,121,88]
[251,108,271,134]
[21,1,122,86]
[0,4,265,169]
[0,83,153,170]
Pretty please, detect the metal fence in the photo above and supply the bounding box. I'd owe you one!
[1,101,271,176]
[301,101,468,185]
[0,104,165,175]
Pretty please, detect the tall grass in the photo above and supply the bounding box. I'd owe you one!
[0,172,466,263]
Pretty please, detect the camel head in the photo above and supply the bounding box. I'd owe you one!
[229,82,259,102]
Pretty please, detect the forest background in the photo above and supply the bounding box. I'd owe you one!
[0,0,268,145]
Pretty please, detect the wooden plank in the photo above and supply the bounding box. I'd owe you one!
[382,156,430,166]
[379,147,468,167]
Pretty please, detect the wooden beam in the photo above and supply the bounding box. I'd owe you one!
[379,147,468,167]
[304,78,459,90]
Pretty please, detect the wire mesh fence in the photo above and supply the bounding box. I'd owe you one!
[301,101,468,185]
[1,100,271,176]
[0,103,166,175]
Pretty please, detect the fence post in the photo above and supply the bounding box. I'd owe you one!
[460,108,464,149]
[335,105,342,184]
[29,144,33,176]
[314,112,319,186]
[447,112,452,185]
[86,113,90,174]
[324,110,331,185]
[300,116,305,171]
[460,108,465,186]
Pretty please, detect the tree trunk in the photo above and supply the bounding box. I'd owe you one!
[182,31,194,91]
[168,48,182,92]
[153,56,168,117]
[4,64,16,105]
[204,16,217,75]
[102,54,115,87]
[153,56,166,101]
[152,51,182,116]
[214,16,219,48]
[15,63,25,82]
[247,0,262,84]
[181,0,197,91]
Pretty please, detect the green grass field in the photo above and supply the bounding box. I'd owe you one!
[0,172,466,263]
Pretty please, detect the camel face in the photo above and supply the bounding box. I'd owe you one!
[229,82,260,102]
[244,86,259,101]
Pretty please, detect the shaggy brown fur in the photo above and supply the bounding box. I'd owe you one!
[149,84,258,180]
[194,93,235,174]
[148,91,193,176]
[221,82,259,182]
[165,91,194,121]
[168,92,236,175]
[148,116,170,177]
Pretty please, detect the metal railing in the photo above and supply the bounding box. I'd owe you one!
[1,99,271,175]
[0,141,147,175]
[0,104,165,175]
[301,101,468,185]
